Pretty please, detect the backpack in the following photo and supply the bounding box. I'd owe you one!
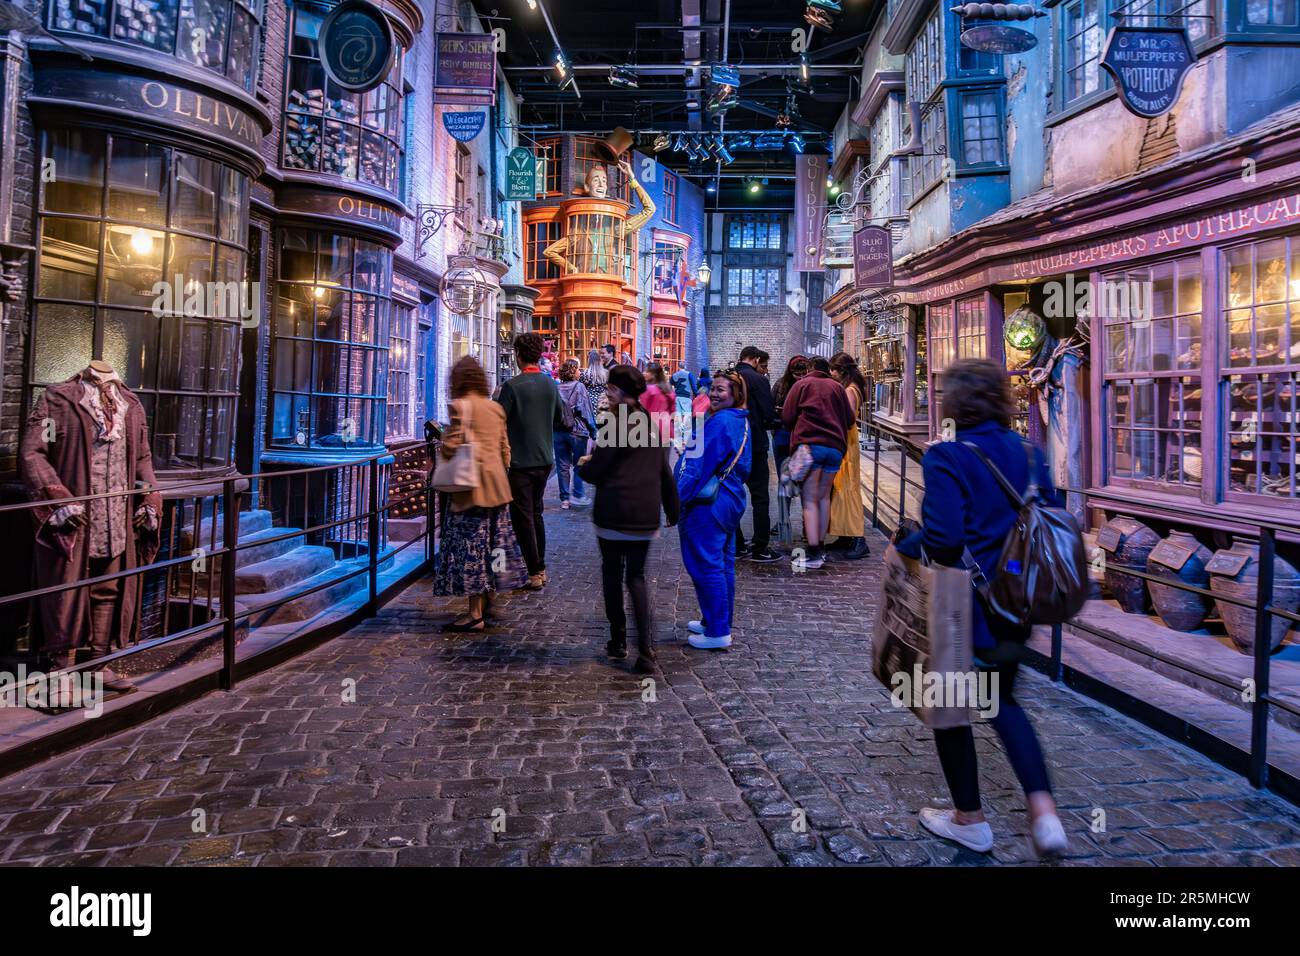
[961,441,1089,627]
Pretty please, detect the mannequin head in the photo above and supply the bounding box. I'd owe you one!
[585,164,609,199]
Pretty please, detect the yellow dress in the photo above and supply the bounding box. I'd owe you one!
[829,384,864,538]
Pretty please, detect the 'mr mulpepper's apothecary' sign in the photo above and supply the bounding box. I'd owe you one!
[319,0,397,94]
[1102,25,1195,118]
[854,225,893,290]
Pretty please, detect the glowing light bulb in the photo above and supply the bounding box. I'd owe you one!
[130,228,153,256]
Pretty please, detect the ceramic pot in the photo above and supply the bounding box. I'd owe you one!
[1098,516,1159,614]
[1207,538,1300,653]
[1146,531,1213,631]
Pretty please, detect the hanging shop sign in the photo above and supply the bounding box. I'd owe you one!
[442,110,486,142]
[794,154,828,273]
[319,0,397,94]
[710,63,740,87]
[854,225,894,290]
[959,24,1038,54]
[434,32,497,106]
[1102,25,1196,119]
[506,146,536,201]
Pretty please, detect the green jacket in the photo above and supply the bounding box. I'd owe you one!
[497,371,564,470]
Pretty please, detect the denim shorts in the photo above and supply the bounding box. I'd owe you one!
[807,443,843,473]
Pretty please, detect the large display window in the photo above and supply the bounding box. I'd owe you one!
[563,310,619,359]
[282,2,404,192]
[49,0,263,92]
[271,229,391,450]
[32,127,249,474]
[651,322,684,368]
[564,212,623,276]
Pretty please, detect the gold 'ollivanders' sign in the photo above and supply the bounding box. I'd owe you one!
[278,189,404,238]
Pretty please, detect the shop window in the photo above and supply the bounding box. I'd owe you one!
[906,11,943,105]
[564,211,623,276]
[536,138,561,196]
[959,91,1004,167]
[574,137,629,202]
[912,101,947,195]
[532,313,558,355]
[663,171,678,226]
[928,302,955,374]
[386,301,416,441]
[1224,235,1300,499]
[1245,0,1299,26]
[1102,255,1203,489]
[50,0,263,92]
[563,310,618,361]
[653,241,685,298]
[415,309,431,433]
[32,127,248,474]
[955,295,987,358]
[454,143,470,212]
[726,213,783,250]
[283,3,403,192]
[725,267,782,307]
[652,322,685,369]
[526,220,560,282]
[270,229,391,450]
[1062,0,1105,105]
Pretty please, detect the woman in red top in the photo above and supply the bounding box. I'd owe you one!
[640,363,675,446]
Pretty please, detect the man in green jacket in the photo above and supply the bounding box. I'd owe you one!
[497,332,566,589]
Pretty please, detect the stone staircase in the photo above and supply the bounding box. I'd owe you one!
[184,509,367,627]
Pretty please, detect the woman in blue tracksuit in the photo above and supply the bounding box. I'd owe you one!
[897,358,1067,858]
[676,369,751,651]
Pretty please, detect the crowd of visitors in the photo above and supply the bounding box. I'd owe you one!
[430,337,1064,857]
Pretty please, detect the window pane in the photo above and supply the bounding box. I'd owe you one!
[108,137,168,225]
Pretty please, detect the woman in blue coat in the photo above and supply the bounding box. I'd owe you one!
[676,369,751,650]
[897,358,1066,858]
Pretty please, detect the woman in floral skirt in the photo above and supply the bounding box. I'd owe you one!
[434,356,528,631]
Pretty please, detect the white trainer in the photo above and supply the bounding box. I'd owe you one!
[687,620,705,634]
[918,807,995,853]
[688,633,732,650]
[1031,813,1068,858]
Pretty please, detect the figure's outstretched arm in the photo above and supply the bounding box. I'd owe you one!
[544,235,576,273]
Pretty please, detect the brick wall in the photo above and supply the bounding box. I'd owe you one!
[705,303,806,388]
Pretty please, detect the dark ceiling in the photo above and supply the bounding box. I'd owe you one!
[469,0,880,206]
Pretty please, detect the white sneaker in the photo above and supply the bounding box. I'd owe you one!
[687,620,705,634]
[1030,813,1068,858]
[688,633,732,650]
[918,807,995,853]
[798,555,825,570]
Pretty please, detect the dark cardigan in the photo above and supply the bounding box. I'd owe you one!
[577,407,681,534]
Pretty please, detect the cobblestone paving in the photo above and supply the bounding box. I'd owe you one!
[2,501,1300,867]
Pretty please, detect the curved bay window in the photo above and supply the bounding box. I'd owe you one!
[563,311,619,360]
[283,2,404,192]
[32,127,248,474]
[272,229,391,451]
[651,322,684,369]
[565,211,623,276]
[48,0,263,92]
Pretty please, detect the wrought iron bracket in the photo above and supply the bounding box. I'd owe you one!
[416,199,474,259]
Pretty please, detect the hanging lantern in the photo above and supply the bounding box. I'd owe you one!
[441,255,490,315]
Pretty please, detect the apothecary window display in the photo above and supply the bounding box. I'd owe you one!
[1224,234,1300,499]
[1101,255,1203,489]
[283,2,404,191]
[32,127,249,474]
[48,0,264,92]
[271,229,392,450]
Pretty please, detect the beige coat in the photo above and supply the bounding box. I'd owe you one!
[440,394,513,511]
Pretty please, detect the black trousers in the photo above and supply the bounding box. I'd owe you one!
[508,465,551,576]
[597,538,652,653]
[736,443,770,552]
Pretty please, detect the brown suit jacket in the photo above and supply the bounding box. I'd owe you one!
[440,394,513,511]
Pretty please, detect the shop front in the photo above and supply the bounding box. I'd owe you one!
[648,229,691,371]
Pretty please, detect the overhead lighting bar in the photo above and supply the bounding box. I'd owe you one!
[536,0,580,98]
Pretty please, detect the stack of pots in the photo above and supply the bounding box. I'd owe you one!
[1098,516,1160,614]
[1145,531,1213,631]
[1206,537,1300,653]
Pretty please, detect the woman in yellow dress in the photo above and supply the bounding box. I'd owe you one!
[827,352,870,560]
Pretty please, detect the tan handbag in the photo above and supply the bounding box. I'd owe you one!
[432,399,480,493]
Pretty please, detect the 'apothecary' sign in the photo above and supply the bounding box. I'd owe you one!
[319,0,397,94]
[1102,26,1195,119]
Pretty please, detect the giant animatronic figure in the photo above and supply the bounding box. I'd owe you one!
[20,360,162,691]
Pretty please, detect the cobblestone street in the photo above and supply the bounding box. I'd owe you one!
[2,499,1300,867]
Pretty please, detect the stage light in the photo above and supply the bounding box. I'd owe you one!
[748,180,761,194]
[715,140,735,165]
[526,0,537,9]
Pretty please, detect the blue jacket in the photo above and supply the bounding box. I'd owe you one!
[670,368,697,399]
[898,420,1053,647]
[675,407,751,528]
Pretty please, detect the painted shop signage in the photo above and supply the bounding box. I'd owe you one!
[853,225,893,290]
[392,273,421,304]
[442,111,486,142]
[319,0,397,94]
[434,32,497,106]
[505,146,536,201]
[280,189,403,237]
[34,69,262,152]
[794,154,827,273]
[1101,25,1195,118]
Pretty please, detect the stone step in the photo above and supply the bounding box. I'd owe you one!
[235,545,336,595]
[236,558,368,626]
[231,526,307,568]
[180,509,273,551]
